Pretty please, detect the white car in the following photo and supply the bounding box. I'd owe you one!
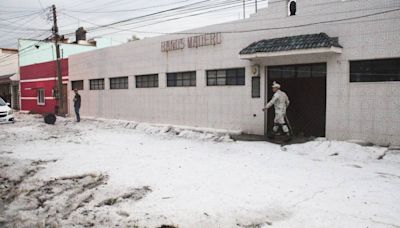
[0,97,14,123]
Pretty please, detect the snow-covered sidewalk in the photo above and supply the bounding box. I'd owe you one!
[1,114,399,228]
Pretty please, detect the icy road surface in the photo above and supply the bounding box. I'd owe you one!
[0,114,399,228]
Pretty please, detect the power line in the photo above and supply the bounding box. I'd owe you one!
[0,1,242,62]
[90,16,400,39]
[64,0,192,14]
[0,10,41,20]
[62,6,400,38]
[62,0,378,39]
[56,0,267,40]
[0,4,40,10]
[61,0,238,26]
[64,0,133,11]
[0,9,39,13]
[60,0,258,36]
[0,26,49,32]
[0,33,52,63]
[1,3,399,65]
[85,0,213,31]
[0,7,51,48]
[56,0,200,30]
[37,0,44,10]
[75,0,266,38]
[107,0,258,29]
[4,1,260,43]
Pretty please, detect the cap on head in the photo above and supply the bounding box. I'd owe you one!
[271,81,281,89]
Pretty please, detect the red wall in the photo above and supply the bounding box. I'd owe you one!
[20,80,58,113]
[21,99,57,114]
[21,81,56,98]
[20,59,69,114]
[20,59,68,80]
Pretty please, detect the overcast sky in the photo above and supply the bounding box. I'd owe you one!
[0,0,269,48]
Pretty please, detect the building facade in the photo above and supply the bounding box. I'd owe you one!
[68,0,400,146]
[19,36,115,114]
[20,58,69,114]
[0,48,19,109]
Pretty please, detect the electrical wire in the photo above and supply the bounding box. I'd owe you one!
[55,0,267,38]
[0,33,52,63]
[0,8,51,48]
[1,0,397,64]
[56,0,200,31]
[68,0,264,37]
[86,0,213,31]
[61,0,382,39]
[61,0,243,27]
[60,0,259,36]
[61,6,400,37]
[65,0,193,14]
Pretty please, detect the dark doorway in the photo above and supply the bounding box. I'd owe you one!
[266,63,326,137]
[0,83,11,104]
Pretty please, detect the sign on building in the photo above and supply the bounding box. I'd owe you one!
[161,33,222,52]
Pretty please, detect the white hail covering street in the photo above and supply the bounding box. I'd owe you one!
[0,113,399,228]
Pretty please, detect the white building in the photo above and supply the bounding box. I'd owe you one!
[68,0,400,146]
[0,48,19,109]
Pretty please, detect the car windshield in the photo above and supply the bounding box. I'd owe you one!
[0,97,6,106]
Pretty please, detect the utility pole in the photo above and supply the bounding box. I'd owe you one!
[51,4,64,116]
[255,0,258,13]
[243,0,246,19]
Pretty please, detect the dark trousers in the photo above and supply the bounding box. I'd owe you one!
[74,106,80,122]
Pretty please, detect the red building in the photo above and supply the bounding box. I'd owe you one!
[18,32,112,115]
[20,59,68,114]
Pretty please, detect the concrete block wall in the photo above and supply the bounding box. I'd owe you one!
[69,0,400,145]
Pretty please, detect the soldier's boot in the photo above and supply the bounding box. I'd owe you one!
[282,125,292,142]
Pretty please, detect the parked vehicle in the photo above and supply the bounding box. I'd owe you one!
[0,97,14,123]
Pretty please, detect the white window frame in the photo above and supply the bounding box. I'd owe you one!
[37,88,45,105]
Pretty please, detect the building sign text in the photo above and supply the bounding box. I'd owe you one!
[161,33,222,52]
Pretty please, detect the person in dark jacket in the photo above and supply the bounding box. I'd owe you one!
[73,89,81,122]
